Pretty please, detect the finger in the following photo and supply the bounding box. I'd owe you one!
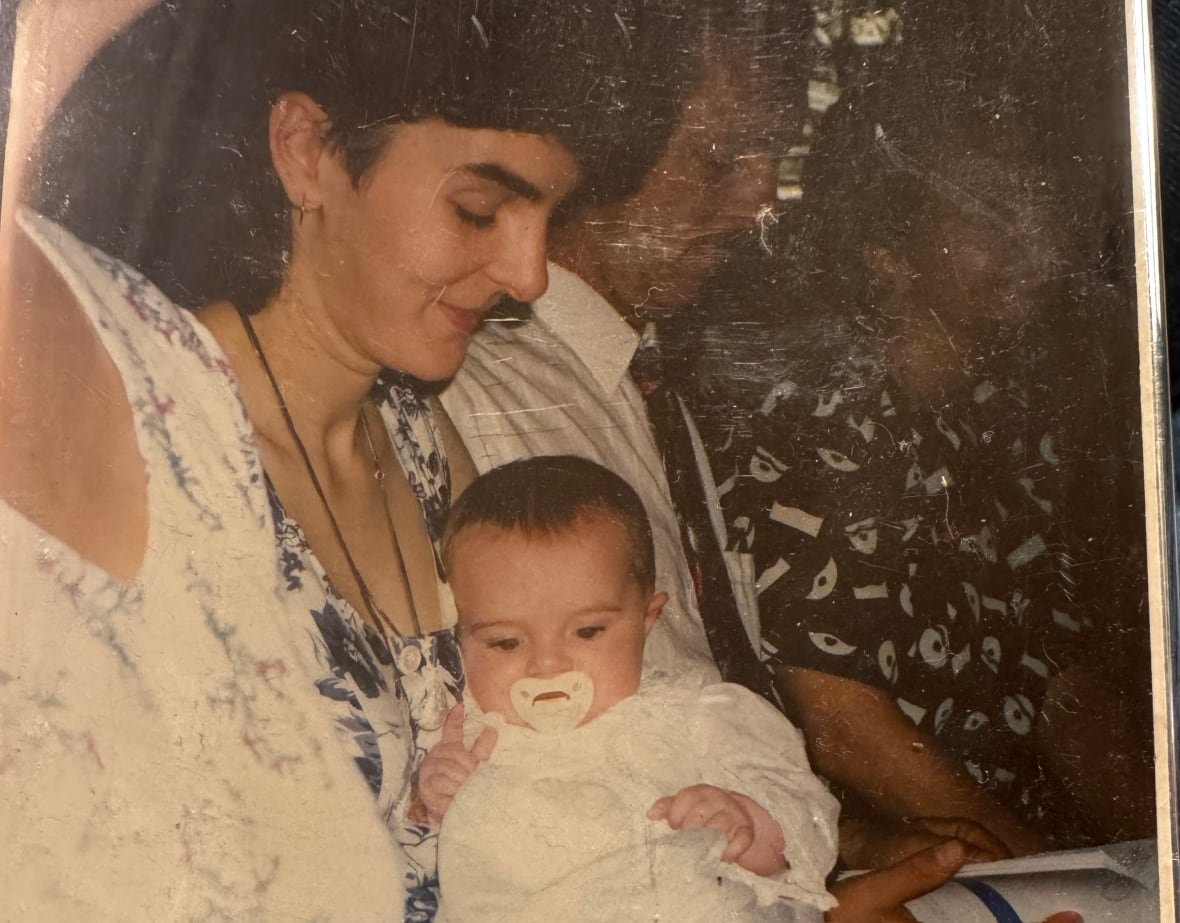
[647,797,673,821]
[423,768,467,801]
[685,804,729,831]
[424,747,482,779]
[441,702,466,745]
[721,824,755,863]
[663,794,703,830]
[846,839,967,907]
[470,725,498,761]
[919,818,1010,861]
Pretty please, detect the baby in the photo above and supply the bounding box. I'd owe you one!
[421,455,839,922]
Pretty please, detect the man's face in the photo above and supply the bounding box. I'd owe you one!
[594,57,788,317]
[451,515,665,729]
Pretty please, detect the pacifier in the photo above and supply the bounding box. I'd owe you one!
[509,671,594,734]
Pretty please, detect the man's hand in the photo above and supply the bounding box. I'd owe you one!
[648,783,787,875]
[841,814,1011,869]
[415,703,497,823]
[827,840,1082,923]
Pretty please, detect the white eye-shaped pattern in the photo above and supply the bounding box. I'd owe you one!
[749,448,786,483]
[806,558,838,600]
[878,640,898,683]
[963,711,989,733]
[899,583,914,617]
[933,697,955,733]
[904,463,923,491]
[1003,694,1034,735]
[981,636,1001,673]
[816,447,861,472]
[918,626,949,669]
[814,390,844,418]
[845,518,878,555]
[808,632,857,656]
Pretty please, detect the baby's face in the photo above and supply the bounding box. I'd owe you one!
[450,514,666,730]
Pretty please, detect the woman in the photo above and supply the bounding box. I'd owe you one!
[0,1,689,918]
[712,82,1152,860]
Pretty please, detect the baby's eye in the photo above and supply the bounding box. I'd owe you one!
[488,637,520,652]
[575,626,605,640]
[454,204,497,229]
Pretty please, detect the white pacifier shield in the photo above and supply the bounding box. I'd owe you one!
[510,671,594,734]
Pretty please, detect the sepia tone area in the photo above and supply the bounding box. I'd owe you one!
[0,1,1167,920]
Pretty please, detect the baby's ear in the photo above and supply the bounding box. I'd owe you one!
[644,592,668,634]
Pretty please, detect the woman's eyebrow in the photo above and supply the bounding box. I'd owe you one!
[463,162,543,201]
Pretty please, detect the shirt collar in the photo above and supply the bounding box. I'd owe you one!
[532,263,642,395]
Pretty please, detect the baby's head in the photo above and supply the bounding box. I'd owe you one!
[441,456,667,733]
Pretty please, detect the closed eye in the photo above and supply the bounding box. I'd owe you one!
[488,637,521,652]
[455,204,496,229]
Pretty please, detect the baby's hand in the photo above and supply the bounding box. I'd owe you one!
[415,703,497,823]
[648,784,787,876]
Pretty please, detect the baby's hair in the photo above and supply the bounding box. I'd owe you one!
[441,455,656,589]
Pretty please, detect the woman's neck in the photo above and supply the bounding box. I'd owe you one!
[196,294,379,463]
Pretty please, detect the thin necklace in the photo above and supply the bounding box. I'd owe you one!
[238,310,422,639]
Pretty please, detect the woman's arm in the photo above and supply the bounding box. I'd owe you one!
[0,5,155,579]
[3,1,159,236]
[779,665,1050,858]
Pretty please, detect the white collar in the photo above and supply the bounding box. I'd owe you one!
[532,263,641,395]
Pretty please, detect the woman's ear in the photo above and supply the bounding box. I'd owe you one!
[269,91,332,211]
[644,591,668,635]
[863,243,912,292]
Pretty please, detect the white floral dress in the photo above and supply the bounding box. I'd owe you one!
[0,211,461,921]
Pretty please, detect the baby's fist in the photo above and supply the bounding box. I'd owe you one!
[648,784,787,875]
[648,784,755,862]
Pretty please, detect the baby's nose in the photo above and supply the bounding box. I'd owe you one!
[527,645,572,676]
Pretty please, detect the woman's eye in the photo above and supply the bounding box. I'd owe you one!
[488,637,520,652]
[575,626,605,640]
[455,204,497,229]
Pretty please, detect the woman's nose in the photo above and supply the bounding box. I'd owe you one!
[487,218,550,303]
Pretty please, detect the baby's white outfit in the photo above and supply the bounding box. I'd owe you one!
[435,675,839,922]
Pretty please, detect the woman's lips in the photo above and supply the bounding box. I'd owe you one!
[440,302,486,335]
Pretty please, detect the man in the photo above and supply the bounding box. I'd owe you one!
[442,8,792,689]
[439,3,1085,919]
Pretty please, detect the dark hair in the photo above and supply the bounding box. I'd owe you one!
[441,455,656,588]
[31,0,697,312]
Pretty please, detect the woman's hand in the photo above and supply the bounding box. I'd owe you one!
[648,784,787,875]
[415,703,497,823]
[826,840,1082,923]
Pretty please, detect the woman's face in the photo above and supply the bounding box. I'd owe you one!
[302,120,579,382]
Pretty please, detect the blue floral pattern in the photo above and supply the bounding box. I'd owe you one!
[269,484,464,920]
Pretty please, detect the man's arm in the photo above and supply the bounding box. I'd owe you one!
[780,666,1050,859]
